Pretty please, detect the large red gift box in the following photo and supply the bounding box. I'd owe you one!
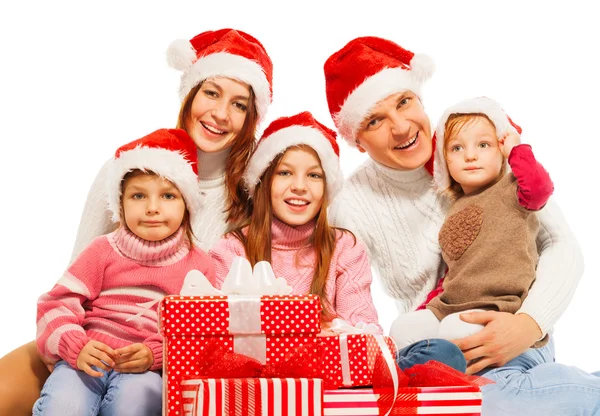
[182,378,323,416]
[319,334,397,388]
[323,386,482,415]
[159,294,321,416]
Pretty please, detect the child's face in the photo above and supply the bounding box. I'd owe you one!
[122,174,186,241]
[445,117,504,195]
[185,77,250,153]
[271,147,325,227]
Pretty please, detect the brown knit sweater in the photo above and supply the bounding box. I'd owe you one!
[428,173,540,320]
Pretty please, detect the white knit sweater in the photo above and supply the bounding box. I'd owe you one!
[329,158,584,335]
[71,156,229,261]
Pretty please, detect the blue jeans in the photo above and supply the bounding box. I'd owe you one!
[395,338,467,372]
[32,361,162,416]
[479,336,600,415]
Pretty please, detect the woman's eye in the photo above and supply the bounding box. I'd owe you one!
[204,89,218,98]
[367,118,380,128]
[233,102,247,112]
[277,171,291,176]
[309,173,323,179]
[163,193,176,200]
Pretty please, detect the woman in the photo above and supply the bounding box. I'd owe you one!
[0,28,273,416]
[323,36,600,415]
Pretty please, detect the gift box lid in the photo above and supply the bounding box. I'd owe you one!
[160,294,322,336]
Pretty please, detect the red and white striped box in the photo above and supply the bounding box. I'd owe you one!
[160,295,321,416]
[182,378,324,416]
[323,386,482,415]
[319,334,397,388]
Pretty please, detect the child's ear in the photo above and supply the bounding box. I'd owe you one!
[355,140,367,153]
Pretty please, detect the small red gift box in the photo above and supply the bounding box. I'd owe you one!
[323,385,482,415]
[319,333,397,388]
[182,378,324,416]
[160,294,321,416]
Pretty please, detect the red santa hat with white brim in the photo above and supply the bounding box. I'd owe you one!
[166,28,273,123]
[433,96,523,192]
[324,36,434,147]
[107,128,202,224]
[244,111,343,199]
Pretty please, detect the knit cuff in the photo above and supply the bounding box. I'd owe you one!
[144,340,163,371]
[58,330,90,368]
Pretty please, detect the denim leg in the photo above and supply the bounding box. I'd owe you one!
[100,370,162,416]
[395,338,467,373]
[32,361,106,416]
[480,337,600,416]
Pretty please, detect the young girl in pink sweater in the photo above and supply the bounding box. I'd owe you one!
[34,129,215,416]
[209,112,381,330]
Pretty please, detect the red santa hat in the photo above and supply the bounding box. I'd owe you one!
[107,129,202,224]
[166,28,273,123]
[433,96,523,192]
[244,111,343,199]
[324,36,434,147]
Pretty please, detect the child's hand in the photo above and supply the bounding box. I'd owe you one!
[498,130,521,159]
[76,340,116,378]
[113,343,154,373]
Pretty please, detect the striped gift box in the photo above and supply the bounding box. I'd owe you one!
[181,378,323,416]
[323,386,482,415]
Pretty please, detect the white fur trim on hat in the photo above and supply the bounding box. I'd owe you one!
[335,60,434,148]
[244,126,343,199]
[107,146,202,224]
[176,52,271,122]
[433,97,519,192]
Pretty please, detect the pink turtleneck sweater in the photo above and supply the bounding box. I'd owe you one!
[209,219,382,333]
[36,227,215,371]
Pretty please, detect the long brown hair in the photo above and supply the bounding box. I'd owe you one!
[177,79,258,226]
[120,169,195,247]
[442,113,506,201]
[230,146,354,319]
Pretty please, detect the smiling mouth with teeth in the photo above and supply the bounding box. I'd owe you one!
[394,132,418,150]
[286,199,309,206]
[201,122,226,135]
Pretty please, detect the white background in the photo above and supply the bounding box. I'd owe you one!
[1,1,598,373]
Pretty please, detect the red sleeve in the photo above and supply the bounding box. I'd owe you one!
[508,144,554,211]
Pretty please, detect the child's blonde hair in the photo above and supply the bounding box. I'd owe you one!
[442,113,506,201]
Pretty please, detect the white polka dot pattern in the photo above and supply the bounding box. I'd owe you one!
[159,294,322,416]
[318,334,397,388]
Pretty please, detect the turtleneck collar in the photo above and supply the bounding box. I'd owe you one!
[271,217,316,250]
[370,159,431,184]
[109,226,189,266]
[197,147,231,181]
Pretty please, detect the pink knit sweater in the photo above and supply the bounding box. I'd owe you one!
[209,219,382,333]
[36,227,215,371]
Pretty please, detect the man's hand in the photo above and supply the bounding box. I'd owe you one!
[76,340,116,377]
[113,343,154,373]
[451,311,542,374]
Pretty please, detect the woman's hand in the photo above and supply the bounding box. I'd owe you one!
[451,311,542,374]
[113,343,154,373]
[76,340,116,377]
[38,352,58,373]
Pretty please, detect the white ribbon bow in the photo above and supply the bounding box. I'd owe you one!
[127,257,292,323]
[330,318,399,416]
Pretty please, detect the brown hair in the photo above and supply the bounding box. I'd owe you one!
[230,146,354,320]
[177,79,258,227]
[120,169,195,247]
[442,113,506,200]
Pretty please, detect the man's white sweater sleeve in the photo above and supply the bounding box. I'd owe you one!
[517,197,584,335]
[70,159,115,263]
